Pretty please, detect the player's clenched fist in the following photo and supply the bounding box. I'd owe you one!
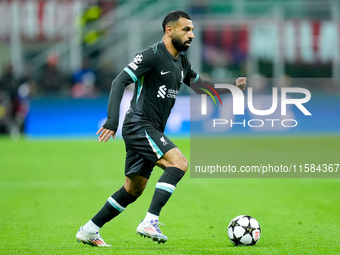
[235,77,247,91]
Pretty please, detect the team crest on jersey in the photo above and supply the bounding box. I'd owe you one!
[160,136,168,146]
[133,53,143,64]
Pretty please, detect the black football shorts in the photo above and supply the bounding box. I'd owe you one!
[122,124,176,179]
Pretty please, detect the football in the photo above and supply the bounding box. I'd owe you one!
[227,215,261,246]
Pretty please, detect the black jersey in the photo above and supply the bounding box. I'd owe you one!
[102,41,232,133]
[121,41,199,133]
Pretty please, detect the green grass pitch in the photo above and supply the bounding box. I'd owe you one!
[0,136,339,254]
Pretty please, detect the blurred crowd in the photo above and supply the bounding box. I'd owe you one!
[1,0,338,136]
[0,52,116,136]
[0,64,27,136]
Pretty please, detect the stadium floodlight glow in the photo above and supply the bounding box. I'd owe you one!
[201,85,312,116]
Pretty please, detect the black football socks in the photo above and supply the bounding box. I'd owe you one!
[91,186,137,228]
[147,167,185,216]
[91,167,185,227]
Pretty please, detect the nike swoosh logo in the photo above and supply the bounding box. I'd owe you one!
[160,70,170,75]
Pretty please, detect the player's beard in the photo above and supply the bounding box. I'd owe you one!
[172,36,191,52]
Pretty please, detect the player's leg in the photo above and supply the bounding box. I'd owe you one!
[89,174,146,228]
[76,148,150,246]
[76,176,142,247]
[124,173,148,197]
[155,146,188,170]
[144,147,187,222]
[136,129,187,243]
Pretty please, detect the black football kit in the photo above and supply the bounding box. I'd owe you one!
[103,41,229,178]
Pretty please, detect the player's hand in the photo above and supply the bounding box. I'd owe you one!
[97,127,116,142]
[235,77,247,91]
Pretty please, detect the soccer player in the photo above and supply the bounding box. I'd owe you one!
[76,10,247,246]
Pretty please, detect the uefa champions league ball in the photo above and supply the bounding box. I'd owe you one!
[227,215,261,246]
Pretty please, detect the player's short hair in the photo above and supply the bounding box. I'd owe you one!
[162,10,192,33]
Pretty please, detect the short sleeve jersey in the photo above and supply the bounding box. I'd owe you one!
[122,41,199,133]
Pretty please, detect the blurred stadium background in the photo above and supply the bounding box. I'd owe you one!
[1,2,339,253]
[0,0,339,138]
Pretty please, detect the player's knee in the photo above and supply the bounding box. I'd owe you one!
[176,157,188,172]
[156,147,188,172]
[124,175,148,197]
[167,156,188,172]
[125,183,146,197]
[159,157,188,171]
[129,187,145,197]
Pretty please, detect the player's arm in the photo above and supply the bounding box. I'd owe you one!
[97,71,133,142]
[98,50,154,142]
[184,65,247,94]
[187,75,247,94]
